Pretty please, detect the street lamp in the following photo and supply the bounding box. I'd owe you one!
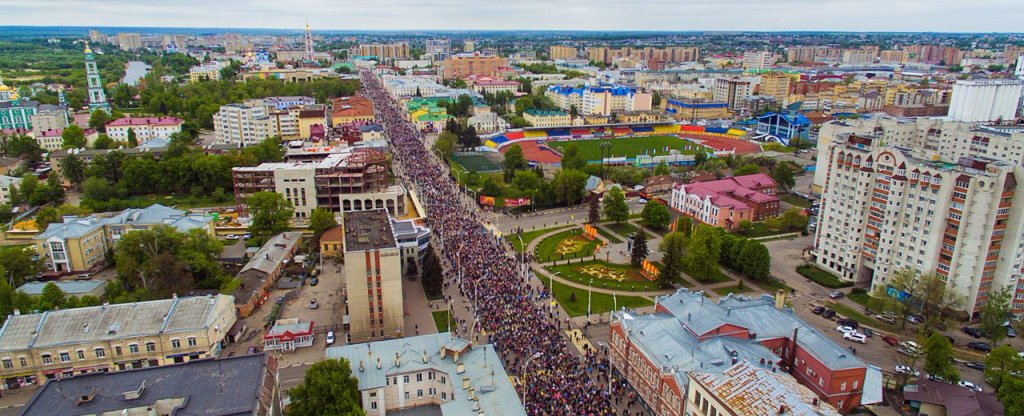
[515,234,528,284]
[521,352,543,409]
[587,278,593,320]
[598,140,612,179]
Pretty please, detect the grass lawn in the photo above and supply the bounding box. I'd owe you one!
[534,228,599,262]
[797,264,853,289]
[681,262,732,284]
[779,193,813,208]
[756,276,792,293]
[549,135,707,162]
[733,222,800,238]
[826,301,897,332]
[713,284,753,296]
[848,291,870,306]
[510,225,572,252]
[604,221,640,239]
[594,227,625,244]
[541,279,653,317]
[219,277,243,294]
[546,260,664,292]
[432,310,453,332]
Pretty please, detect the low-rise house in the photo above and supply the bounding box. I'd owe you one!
[19,353,280,416]
[319,225,343,258]
[467,112,508,134]
[233,232,303,318]
[17,280,106,300]
[0,294,237,390]
[104,116,183,143]
[903,378,1004,416]
[669,173,780,229]
[263,318,314,351]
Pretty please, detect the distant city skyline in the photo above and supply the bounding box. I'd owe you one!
[2,0,1023,33]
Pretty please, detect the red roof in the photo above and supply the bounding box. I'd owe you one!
[106,116,184,127]
[677,173,778,210]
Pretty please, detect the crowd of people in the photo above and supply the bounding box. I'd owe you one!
[360,70,616,415]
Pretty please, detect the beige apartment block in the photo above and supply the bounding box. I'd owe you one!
[343,209,404,342]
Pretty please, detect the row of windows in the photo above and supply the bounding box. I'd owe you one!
[22,337,198,367]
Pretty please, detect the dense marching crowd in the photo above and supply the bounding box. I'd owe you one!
[360,70,617,415]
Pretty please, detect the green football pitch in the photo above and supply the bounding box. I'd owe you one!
[548,135,707,162]
[452,153,502,172]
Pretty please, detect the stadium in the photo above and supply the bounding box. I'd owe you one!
[485,122,762,167]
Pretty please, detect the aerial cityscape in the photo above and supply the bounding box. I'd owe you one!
[0,3,1023,416]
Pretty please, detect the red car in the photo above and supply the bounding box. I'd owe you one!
[882,335,899,346]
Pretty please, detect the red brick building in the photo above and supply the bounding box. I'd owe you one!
[669,173,781,229]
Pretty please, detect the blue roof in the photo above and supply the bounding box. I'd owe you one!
[757,111,811,127]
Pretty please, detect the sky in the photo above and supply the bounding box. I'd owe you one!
[1,0,1023,33]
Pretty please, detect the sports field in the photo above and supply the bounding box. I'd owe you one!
[452,153,502,172]
[548,135,707,162]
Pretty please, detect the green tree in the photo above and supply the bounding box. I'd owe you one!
[126,128,138,147]
[630,230,649,268]
[308,208,338,237]
[434,131,457,159]
[693,151,708,167]
[659,231,687,287]
[587,197,600,224]
[640,201,670,230]
[654,162,670,176]
[602,187,629,223]
[247,192,294,239]
[511,170,542,193]
[88,109,111,132]
[0,246,42,286]
[685,225,722,282]
[922,332,959,382]
[480,177,502,197]
[82,176,116,201]
[998,375,1024,414]
[733,163,760,176]
[244,136,284,163]
[92,134,115,150]
[37,282,68,310]
[59,154,86,187]
[61,124,87,149]
[34,206,59,230]
[677,216,693,237]
[287,358,363,416]
[420,245,443,299]
[502,144,528,172]
[980,287,1012,344]
[986,345,1024,394]
[737,239,771,280]
[736,220,754,235]
[551,169,588,206]
[559,143,587,171]
[781,207,809,231]
[770,163,796,192]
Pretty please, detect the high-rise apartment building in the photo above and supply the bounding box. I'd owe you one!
[213,98,323,145]
[442,53,508,80]
[712,77,754,110]
[813,116,1024,316]
[879,50,908,64]
[356,43,411,60]
[88,30,106,44]
[343,209,404,342]
[742,51,773,71]
[947,79,1024,122]
[549,45,578,60]
[115,32,142,51]
[585,46,697,64]
[424,38,450,61]
[462,40,475,52]
[758,72,791,100]
[841,49,876,65]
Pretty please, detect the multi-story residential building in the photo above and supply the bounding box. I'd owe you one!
[687,361,841,416]
[356,43,411,60]
[549,45,578,60]
[879,50,909,64]
[34,204,215,274]
[947,79,1024,122]
[0,294,237,390]
[115,32,142,50]
[664,99,730,120]
[231,148,405,218]
[20,353,281,416]
[239,67,335,82]
[29,107,68,133]
[713,77,754,110]
[609,289,870,415]
[188,61,227,82]
[462,40,475,53]
[758,71,792,100]
[841,49,876,65]
[327,333,526,415]
[442,53,509,80]
[343,209,404,342]
[213,98,323,145]
[813,123,1024,316]
[0,175,21,205]
[34,127,99,152]
[586,46,698,64]
[670,173,780,229]
[467,112,508,134]
[424,38,450,61]
[742,51,774,71]
[545,85,651,116]
[213,102,270,146]
[332,95,375,126]
[105,116,183,143]
[87,29,106,44]
[523,109,570,128]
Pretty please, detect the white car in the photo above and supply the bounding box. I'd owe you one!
[325,331,336,346]
[638,198,648,204]
[843,332,867,344]
[225,234,239,240]
[895,365,920,377]
[836,325,856,333]
[309,299,318,309]
[958,380,982,392]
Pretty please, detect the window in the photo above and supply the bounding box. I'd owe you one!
[171,339,181,349]
[442,392,447,400]
[187,337,197,347]
[417,373,423,382]
[95,348,105,358]
[59,352,70,363]
[41,354,52,365]
[417,389,423,398]
[76,350,85,360]
[841,381,847,391]
[1,359,11,369]
[146,342,156,352]
[404,375,410,383]
[441,376,446,385]
[129,344,139,354]
[19,357,26,367]
[371,402,377,410]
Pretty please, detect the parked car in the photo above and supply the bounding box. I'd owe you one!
[822,309,836,319]
[309,299,318,309]
[874,314,897,325]
[882,335,899,346]
[958,380,983,392]
[226,234,239,240]
[862,328,873,337]
[812,306,825,315]
[75,273,93,281]
[961,326,983,338]
[310,277,319,286]
[275,296,285,305]
[836,325,857,333]
[928,374,948,383]
[967,342,992,353]
[906,314,924,324]
[965,362,986,371]
[843,332,867,344]
[837,318,859,329]
[638,198,648,204]
[247,346,259,354]
[1007,325,1017,338]
[325,331,336,346]
[243,233,252,240]
[895,365,920,377]
[828,291,845,299]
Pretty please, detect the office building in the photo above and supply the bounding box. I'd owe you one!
[813,126,1024,316]
[327,333,526,416]
[670,173,780,229]
[425,38,450,61]
[947,79,1024,122]
[343,209,404,342]
[19,353,279,416]
[523,109,570,128]
[610,289,871,415]
[442,53,508,80]
[104,116,183,143]
[713,77,754,110]
[0,175,21,205]
[356,43,411,60]
[115,32,142,50]
[549,45,578,60]
[231,148,405,218]
[0,294,237,390]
